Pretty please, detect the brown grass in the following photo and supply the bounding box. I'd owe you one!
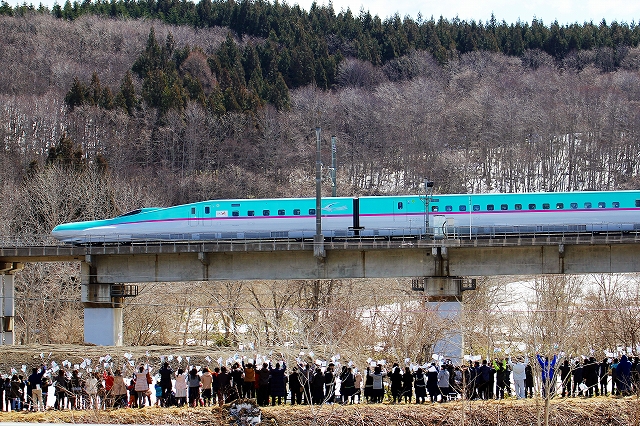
[0,397,637,425]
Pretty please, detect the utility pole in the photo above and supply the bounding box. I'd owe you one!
[424,179,434,236]
[314,127,325,258]
[330,135,337,197]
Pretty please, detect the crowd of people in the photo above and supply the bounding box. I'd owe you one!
[0,353,638,411]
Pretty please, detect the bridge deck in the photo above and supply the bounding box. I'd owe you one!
[1,232,640,263]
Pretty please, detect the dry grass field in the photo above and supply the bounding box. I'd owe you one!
[0,398,638,425]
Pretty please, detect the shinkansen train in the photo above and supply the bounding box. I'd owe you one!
[51,190,640,244]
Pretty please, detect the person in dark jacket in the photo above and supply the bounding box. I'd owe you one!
[311,368,325,404]
[617,354,632,395]
[402,367,413,403]
[572,360,583,397]
[158,362,173,406]
[10,375,23,411]
[477,360,493,400]
[525,364,534,398]
[413,368,426,404]
[426,364,439,402]
[256,363,270,406]
[289,367,302,405]
[323,364,335,404]
[363,369,373,402]
[494,359,506,399]
[389,364,403,403]
[584,357,599,397]
[269,361,287,406]
[289,367,304,405]
[558,359,571,397]
[339,366,355,404]
[599,358,609,396]
[230,363,244,401]
[28,365,46,411]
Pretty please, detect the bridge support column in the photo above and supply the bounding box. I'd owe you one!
[81,260,124,346]
[0,262,23,345]
[422,277,476,364]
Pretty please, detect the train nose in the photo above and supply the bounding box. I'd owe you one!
[51,223,81,243]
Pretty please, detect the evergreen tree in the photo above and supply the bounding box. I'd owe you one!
[64,77,87,111]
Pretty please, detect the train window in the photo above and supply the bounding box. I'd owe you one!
[584,202,592,209]
[501,204,508,210]
[636,200,640,207]
[398,202,403,210]
[293,209,301,215]
[445,205,453,212]
[191,207,196,215]
[248,210,255,216]
[263,210,270,216]
[556,203,564,209]
[473,205,480,212]
[205,206,210,214]
[613,202,620,208]
[459,205,467,212]
[431,206,439,212]
[528,204,536,210]
[598,202,606,208]
[515,204,522,210]
[232,211,239,217]
[278,209,285,216]
[487,204,494,211]
[542,203,550,210]
[570,203,578,209]
[309,209,316,215]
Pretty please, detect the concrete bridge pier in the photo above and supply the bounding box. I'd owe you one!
[0,262,23,345]
[421,276,476,364]
[81,258,124,346]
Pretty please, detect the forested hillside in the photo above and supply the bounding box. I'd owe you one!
[2,4,640,350]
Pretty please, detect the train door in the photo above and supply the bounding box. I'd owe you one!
[393,199,404,221]
[189,206,198,227]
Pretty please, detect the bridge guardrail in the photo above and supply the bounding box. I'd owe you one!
[1,225,640,254]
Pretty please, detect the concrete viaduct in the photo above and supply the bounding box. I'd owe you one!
[1,232,640,346]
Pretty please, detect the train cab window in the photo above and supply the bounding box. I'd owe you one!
[487,204,494,211]
[501,204,508,210]
[232,211,239,217]
[293,209,301,215]
[542,203,550,210]
[515,204,522,210]
[584,202,592,209]
[459,205,467,212]
[473,205,480,212]
[191,207,196,215]
[204,206,210,214]
[263,210,270,216]
[248,210,255,216]
[309,209,316,215]
[278,209,285,216]
[528,204,536,210]
[431,206,439,212]
[598,202,606,208]
[445,205,453,212]
[397,202,403,210]
[556,203,564,209]
[570,203,578,209]
[613,202,620,208]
